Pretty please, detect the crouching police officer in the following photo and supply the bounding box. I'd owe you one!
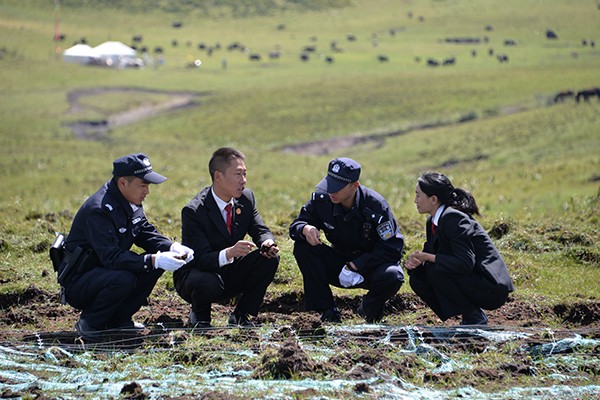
[60,153,194,340]
[289,158,404,323]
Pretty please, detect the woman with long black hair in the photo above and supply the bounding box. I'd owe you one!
[405,172,514,325]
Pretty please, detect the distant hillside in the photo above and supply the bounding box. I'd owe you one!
[58,0,353,17]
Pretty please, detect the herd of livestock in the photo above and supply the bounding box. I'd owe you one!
[52,5,598,72]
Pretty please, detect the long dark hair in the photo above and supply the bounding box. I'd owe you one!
[417,172,480,216]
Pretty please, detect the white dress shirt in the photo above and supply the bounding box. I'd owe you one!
[211,188,235,267]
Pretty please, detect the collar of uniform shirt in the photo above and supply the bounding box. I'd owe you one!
[211,187,234,219]
[433,204,445,226]
[333,189,361,218]
[130,203,139,212]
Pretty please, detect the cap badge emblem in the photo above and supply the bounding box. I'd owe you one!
[143,158,151,166]
[332,164,340,173]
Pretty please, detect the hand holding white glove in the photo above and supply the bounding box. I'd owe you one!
[154,251,186,272]
[338,265,364,288]
[170,242,194,264]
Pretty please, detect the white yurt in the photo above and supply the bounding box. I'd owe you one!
[93,41,137,67]
[62,44,99,64]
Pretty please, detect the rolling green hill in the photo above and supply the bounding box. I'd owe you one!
[0,0,598,302]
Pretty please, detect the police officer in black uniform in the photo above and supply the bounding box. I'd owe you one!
[289,158,404,323]
[62,153,194,340]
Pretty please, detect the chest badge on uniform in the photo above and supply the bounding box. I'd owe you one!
[376,221,393,240]
[132,217,142,225]
[119,227,127,233]
[324,222,335,230]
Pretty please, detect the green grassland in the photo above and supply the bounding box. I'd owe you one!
[0,0,598,311]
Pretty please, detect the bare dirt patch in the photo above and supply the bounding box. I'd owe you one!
[1,285,598,399]
[2,285,598,341]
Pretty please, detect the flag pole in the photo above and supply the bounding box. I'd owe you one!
[54,0,61,58]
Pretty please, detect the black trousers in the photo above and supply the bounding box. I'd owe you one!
[409,264,509,321]
[293,241,404,321]
[174,250,278,322]
[65,267,163,329]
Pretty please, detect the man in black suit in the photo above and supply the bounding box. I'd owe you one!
[173,148,279,327]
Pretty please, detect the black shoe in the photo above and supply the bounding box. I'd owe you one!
[357,302,378,324]
[188,310,212,328]
[75,318,103,340]
[320,307,341,323]
[228,310,255,327]
[460,308,488,325]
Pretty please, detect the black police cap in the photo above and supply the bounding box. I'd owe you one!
[112,153,167,184]
[316,157,361,194]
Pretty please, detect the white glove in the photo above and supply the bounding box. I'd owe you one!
[170,242,194,264]
[155,251,186,272]
[338,266,364,288]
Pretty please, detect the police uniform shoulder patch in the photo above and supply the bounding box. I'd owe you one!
[312,192,328,202]
[376,221,394,240]
[363,207,384,224]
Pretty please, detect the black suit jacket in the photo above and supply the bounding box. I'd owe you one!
[423,206,514,292]
[175,186,274,276]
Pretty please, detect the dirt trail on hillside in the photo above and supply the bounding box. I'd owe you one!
[64,87,536,151]
[64,87,207,140]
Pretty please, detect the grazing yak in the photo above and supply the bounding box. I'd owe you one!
[330,41,343,52]
[443,57,456,65]
[227,42,242,51]
[576,88,600,102]
[427,58,440,67]
[553,90,574,103]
